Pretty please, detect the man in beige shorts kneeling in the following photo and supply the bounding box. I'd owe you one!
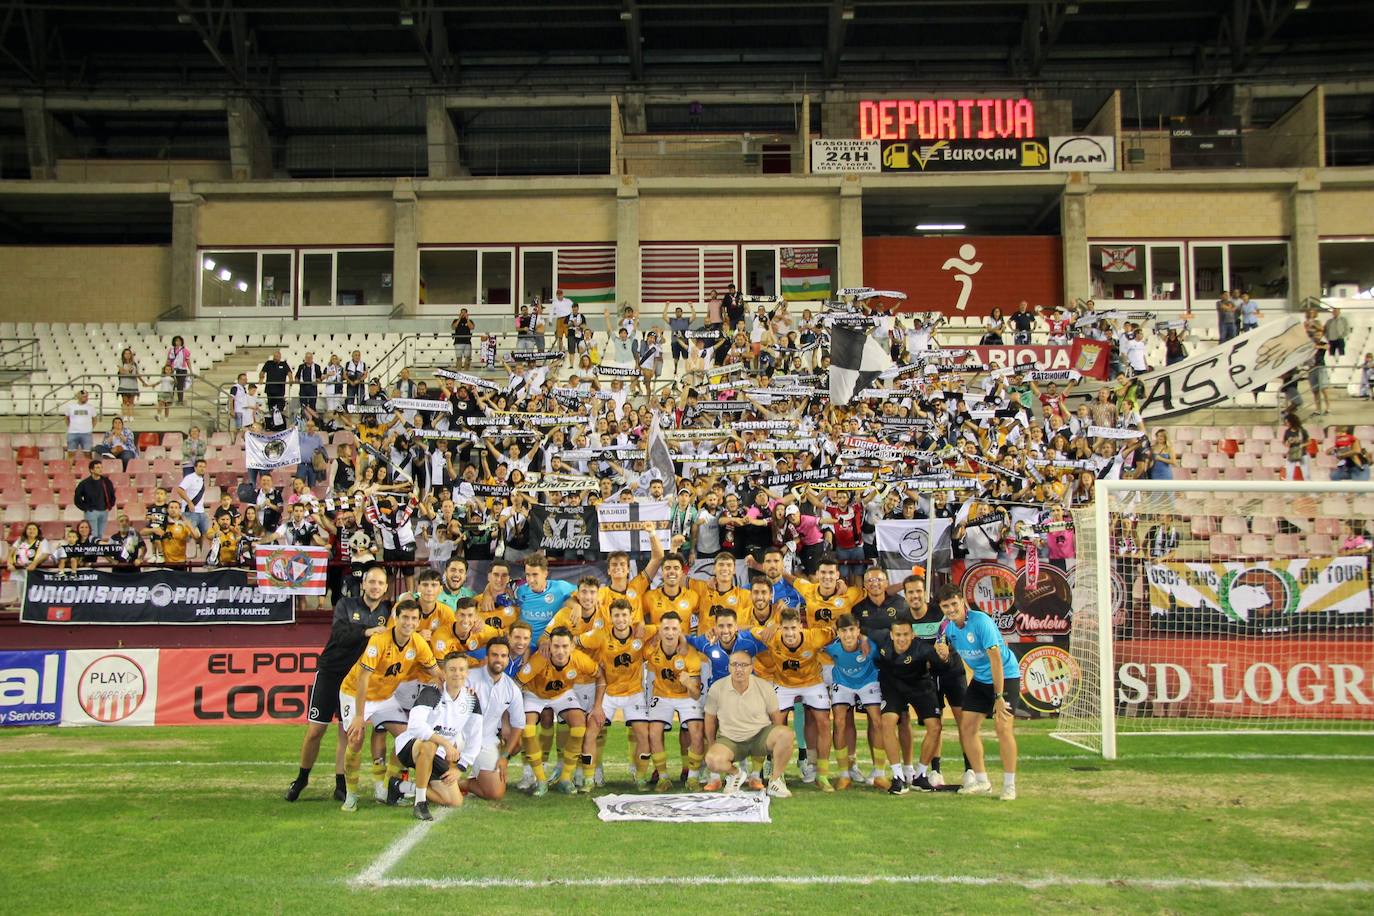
[703,649,795,798]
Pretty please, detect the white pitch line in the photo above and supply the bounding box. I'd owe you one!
[355,873,1374,894]
[352,806,451,886]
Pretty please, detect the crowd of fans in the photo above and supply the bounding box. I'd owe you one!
[8,293,1371,584]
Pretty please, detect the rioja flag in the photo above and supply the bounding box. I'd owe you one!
[828,323,892,407]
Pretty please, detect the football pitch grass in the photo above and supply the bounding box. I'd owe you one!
[1,722,1371,914]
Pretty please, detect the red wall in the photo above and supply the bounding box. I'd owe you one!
[862,235,1063,317]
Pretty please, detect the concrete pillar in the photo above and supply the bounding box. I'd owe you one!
[1291,170,1321,309]
[170,182,202,318]
[20,96,72,180]
[610,96,624,177]
[798,93,811,174]
[393,181,419,316]
[839,175,863,289]
[615,176,640,315]
[1061,178,1092,305]
[227,97,273,180]
[821,89,851,138]
[622,92,647,134]
[426,95,465,178]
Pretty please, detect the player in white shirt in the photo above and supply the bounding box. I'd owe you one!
[465,637,526,801]
[396,652,484,820]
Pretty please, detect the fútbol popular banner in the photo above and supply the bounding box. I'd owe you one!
[1146,555,1371,633]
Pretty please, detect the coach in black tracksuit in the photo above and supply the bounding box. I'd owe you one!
[285,564,392,802]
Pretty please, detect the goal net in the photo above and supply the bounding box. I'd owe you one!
[1054,479,1374,758]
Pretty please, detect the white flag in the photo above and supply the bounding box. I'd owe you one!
[245,428,301,470]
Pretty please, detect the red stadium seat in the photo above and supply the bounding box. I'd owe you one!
[137,431,162,450]
[1220,516,1249,536]
[1209,535,1238,558]
[14,445,38,462]
[1272,534,1302,557]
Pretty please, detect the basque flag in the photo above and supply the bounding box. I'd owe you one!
[828,322,893,407]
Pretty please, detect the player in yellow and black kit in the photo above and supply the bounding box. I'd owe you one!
[579,598,656,787]
[754,606,837,791]
[644,611,705,791]
[516,626,602,796]
[338,598,439,811]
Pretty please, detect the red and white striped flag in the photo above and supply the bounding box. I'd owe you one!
[254,544,329,596]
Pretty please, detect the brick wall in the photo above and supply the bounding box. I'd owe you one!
[861,235,1063,315]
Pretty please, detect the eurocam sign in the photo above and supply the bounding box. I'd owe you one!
[859,98,1036,141]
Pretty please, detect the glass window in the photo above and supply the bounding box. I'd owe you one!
[1089,244,1145,301]
[335,250,393,306]
[1319,240,1374,296]
[1148,245,1182,301]
[522,250,554,306]
[419,249,478,305]
[1192,245,1225,301]
[200,251,257,309]
[260,252,292,308]
[1227,242,1288,299]
[301,252,334,307]
[481,250,513,306]
[744,248,777,298]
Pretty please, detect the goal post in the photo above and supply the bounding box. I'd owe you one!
[1054,478,1374,759]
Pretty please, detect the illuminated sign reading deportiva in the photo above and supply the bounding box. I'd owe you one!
[859,98,1036,141]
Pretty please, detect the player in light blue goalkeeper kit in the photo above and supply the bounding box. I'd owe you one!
[825,613,896,791]
[935,584,1020,800]
[512,552,578,646]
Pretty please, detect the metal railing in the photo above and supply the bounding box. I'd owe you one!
[0,338,39,378]
[28,372,223,434]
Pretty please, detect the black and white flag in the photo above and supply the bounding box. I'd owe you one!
[828,323,893,407]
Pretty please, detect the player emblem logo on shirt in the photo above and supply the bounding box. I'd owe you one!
[594,618,604,629]
[678,600,689,610]
[833,597,843,606]
[405,649,416,660]
[521,664,532,675]
[569,669,578,679]
[727,595,736,604]
[857,655,867,663]
[466,638,478,650]
[966,633,975,644]
[366,646,378,658]
[632,640,642,650]
[674,658,685,670]
[802,650,812,659]
[544,593,554,603]
[351,612,360,621]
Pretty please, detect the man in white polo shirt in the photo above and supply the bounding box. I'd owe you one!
[550,288,574,341]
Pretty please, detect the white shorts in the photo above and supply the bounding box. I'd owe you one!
[574,683,597,712]
[474,743,499,773]
[821,664,834,688]
[601,692,650,724]
[339,692,409,732]
[523,690,583,718]
[775,683,830,712]
[648,695,703,726]
[830,682,883,709]
[392,679,424,710]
